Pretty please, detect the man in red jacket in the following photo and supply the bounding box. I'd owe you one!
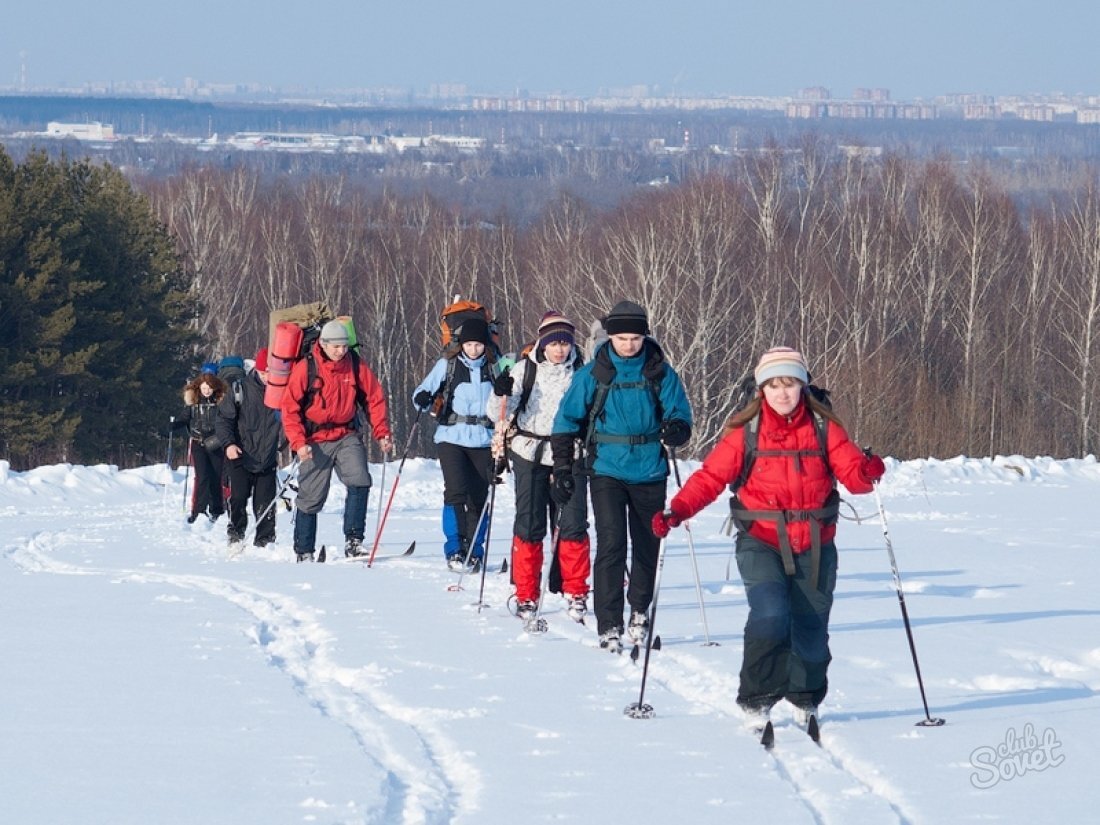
[281,320,393,562]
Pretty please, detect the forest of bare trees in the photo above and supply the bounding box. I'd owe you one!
[139,144,1100,461]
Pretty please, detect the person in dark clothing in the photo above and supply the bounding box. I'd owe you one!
[216,347,285,549]
[173,372,228,523]
[550,300,692,653]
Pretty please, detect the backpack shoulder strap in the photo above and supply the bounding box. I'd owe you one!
[731,412,761,492]
[516,360,538,416]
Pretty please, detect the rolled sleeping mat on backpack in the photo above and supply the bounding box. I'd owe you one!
[264,352,295,409]
[271,321,304,361]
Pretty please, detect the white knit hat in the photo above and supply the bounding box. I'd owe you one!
[320,320,349,344]
[754,346,809,385]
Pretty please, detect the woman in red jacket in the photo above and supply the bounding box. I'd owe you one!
[653,346,885,734]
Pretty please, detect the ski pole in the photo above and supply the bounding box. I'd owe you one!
[474,460,504,612]
[475,391,510,605]
[367,410,424,567]
[373,451,387,544]
[625,536,669,719]
[871,480,945,727]
[669,447,717,646]
[243,458,301,546]
[181,438,193,514]
[166,417,176,469]
[449,487,495,591]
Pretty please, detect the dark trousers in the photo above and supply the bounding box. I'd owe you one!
[734,533,838,711]
[511,454,588,543]
[225,460,277,543]
[589,475,666,634]
[437,442,492,554]
[190,442,225,517]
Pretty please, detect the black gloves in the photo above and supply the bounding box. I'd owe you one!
[660,419,691,447]
[414,390,433,410]
[551,469,575,506]
[493,369,513,396]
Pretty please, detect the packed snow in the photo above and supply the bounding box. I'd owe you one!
[1,454,1094,824]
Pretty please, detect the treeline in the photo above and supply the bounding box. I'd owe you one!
[137,144,1100,461]
[0,148,195,469]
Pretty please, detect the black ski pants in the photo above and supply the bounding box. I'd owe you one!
[589,475,666,635]
[225,460,277,544]
[190,441,225,518]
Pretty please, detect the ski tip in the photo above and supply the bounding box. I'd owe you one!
[317,546,327,563]
[403,541,416,556]
[629,644,641,662]
[807,715,821,743]
[652,635,662,650]
[760,720,775,749]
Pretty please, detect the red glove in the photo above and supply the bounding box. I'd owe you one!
[651,502,688,538]
[860,454,886,483]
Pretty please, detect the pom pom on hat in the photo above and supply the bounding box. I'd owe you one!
[320,320,349,344]
[603,300,649,336]
[753,346,809,386]
[537,310,575,348]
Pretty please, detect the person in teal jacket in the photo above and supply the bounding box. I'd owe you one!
[550,300,692,653]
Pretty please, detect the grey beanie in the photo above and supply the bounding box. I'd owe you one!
[320,319,349,344]
[603,300,649,336]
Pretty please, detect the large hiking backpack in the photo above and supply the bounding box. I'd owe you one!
[264,301,351,410]
[440,298,501,354]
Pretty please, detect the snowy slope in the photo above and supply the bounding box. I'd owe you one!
[1,455,1095,824]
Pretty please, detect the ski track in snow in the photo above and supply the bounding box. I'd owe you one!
[10,523,475,825]
[531,605,914,825]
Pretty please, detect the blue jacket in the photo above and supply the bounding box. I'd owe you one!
[414,354,495,448]
[553,339,691,483]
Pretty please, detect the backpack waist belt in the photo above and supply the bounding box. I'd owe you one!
[729,498,840,591]
[443,413,493,427]
[592,431,659,446]
[305,418,354,436]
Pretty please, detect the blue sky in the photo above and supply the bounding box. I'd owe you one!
[3,1,1098,99]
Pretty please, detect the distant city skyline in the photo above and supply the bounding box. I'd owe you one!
[4,1,1099,101]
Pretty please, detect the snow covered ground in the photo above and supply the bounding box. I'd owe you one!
[1,454,1095,824]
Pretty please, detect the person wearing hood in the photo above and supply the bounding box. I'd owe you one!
[651,346,885,736]
[550,301,692,653]
[489,311,591,626]
[281,320,393,562]
[413,316,499,572]
[173,371,228,523]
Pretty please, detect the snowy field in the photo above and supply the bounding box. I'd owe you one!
[1,453,1095,824]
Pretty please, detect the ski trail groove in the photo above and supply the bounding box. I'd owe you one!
[12,530,478,825]
[535,603,914,825]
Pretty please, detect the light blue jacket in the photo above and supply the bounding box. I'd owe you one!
[413,354,495,448]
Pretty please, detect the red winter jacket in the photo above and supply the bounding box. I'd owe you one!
[670,399,872,552]
[281,343,392,453]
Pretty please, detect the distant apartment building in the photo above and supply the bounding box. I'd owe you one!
[43,121,115,141]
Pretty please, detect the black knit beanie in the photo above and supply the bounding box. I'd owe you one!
[603,300,649,336]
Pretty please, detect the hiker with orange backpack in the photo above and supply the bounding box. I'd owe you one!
[489,311,590,626]
[413,314,500,572]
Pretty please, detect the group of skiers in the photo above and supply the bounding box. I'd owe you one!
[174,298,886,735]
